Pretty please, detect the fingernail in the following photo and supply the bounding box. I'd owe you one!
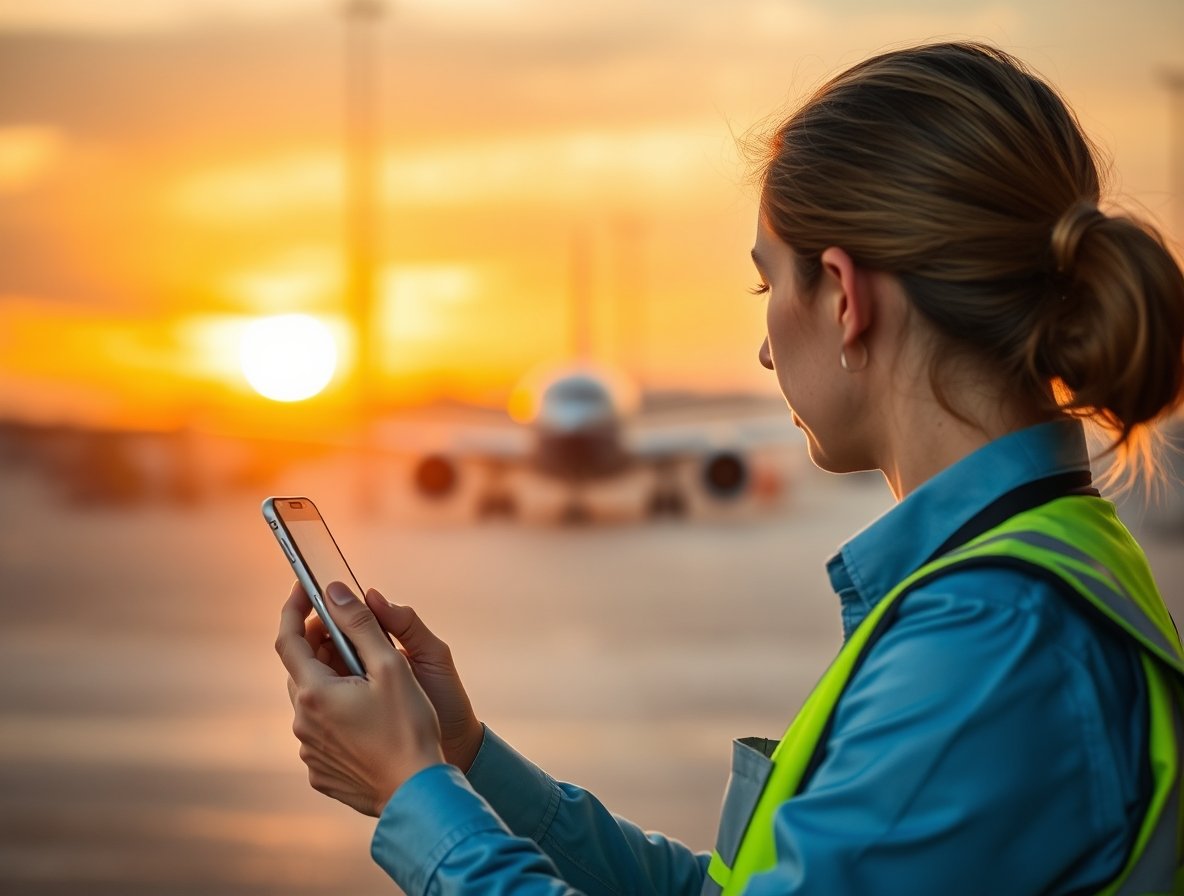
[365,589,398,609]
[327,581,357,606]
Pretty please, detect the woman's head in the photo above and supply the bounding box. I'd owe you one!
[754,41,1184,481]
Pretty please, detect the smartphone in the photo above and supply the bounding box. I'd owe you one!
[262,496,366,677]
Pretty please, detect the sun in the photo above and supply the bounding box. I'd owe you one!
[239,314,338,402]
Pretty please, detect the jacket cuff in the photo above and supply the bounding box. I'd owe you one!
[466,726,562,841]
[371,763,507,896]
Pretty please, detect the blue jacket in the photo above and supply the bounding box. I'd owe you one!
[371,420,1148,895]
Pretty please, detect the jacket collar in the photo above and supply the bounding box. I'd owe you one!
[825,419,1091,640]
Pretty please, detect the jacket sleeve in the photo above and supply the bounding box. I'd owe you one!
[371,726,710,896]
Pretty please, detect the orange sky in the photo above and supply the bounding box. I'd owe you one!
[0,0,1181,430]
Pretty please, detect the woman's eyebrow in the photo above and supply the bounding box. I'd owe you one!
[750,248,764,270]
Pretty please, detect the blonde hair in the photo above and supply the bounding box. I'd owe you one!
[756,42,1184,484]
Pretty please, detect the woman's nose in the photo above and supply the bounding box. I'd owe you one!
[758,337,774,370]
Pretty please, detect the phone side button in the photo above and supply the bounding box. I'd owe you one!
[278,537,297,563]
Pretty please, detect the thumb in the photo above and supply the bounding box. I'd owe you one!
[365,590,449,662]
[323,581,396,670]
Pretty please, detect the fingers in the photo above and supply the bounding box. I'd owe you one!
[304,612,328,652]
[287,579,311,612]
[365,590,449,662]
[276,583,330,688]
[322,581,402,675]
[300,613,351,676]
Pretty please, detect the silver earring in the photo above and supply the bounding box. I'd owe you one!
[840,342,868,373]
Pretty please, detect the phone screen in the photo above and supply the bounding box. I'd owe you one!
[275,500,363,598]
[266,497,367,677]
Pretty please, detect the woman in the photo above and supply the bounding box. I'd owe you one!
[275,42,1184,894]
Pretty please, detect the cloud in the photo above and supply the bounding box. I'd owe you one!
[0,0,326,34]
[169,126,734,223]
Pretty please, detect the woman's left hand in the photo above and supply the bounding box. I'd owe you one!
[275,581,446,817]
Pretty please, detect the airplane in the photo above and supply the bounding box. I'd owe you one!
[3,375,794,519]
[395,223,800,522]
[402,364,796,522]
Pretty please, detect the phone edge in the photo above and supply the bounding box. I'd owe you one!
[262,496,367,677]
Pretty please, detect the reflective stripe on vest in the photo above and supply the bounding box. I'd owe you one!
[707,497,1184,895]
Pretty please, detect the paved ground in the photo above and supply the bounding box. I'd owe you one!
[1,453,1180,895]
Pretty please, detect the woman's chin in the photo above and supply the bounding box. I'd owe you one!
[802,430,870,476]
[793,414,848,472]
[803,439,831,472]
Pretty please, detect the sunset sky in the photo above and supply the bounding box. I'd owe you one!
[1,0,1181,431]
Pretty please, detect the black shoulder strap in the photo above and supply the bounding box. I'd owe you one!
[924,470,1097,564]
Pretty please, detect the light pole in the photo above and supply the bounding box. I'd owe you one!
[343,0,384,515]
[611,214,647,393]
[1160,68,1184,249]
[569,226,593,363]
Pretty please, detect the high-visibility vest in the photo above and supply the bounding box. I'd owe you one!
[706,496,1184,895]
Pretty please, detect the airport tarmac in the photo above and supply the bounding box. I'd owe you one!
[1,459,1181,895]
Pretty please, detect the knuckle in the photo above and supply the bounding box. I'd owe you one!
[343,613,378,641]
[291,716,309,741]
[295,686,320,711]
[371,653,402,682]
[341,604,371,628]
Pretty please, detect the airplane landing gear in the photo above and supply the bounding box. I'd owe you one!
[476,491,517,519]
[646,489,687,518]
[558,484,593,525]
[475,464,516,519]
[647,462,688,518]
[560,502,593,524]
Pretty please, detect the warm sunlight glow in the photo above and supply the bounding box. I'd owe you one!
[0,126,63,192]
[2,3,1178,425]
[238,314,337,402]
[170,129,718,222]
[226,253,340,314]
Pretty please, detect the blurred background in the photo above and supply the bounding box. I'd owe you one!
[1,1,1182,893]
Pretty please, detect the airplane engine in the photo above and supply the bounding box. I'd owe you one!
[701,450,748,500]
[413,454,459,500]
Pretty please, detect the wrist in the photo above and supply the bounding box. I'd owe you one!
[445,721,485,774]
[379,746,447,815]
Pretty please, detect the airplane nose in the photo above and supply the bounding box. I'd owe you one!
[758,337,774,370]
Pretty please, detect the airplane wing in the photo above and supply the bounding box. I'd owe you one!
[371,387,807,518]
[626,393,801,459]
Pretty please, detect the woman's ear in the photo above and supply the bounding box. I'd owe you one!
[820,246,873,349]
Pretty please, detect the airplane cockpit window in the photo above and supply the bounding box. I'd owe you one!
[548,377,611,404]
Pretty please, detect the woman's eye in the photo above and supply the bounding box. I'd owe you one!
[748,282,770,296]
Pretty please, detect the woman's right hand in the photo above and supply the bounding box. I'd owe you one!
[363,589,486,773]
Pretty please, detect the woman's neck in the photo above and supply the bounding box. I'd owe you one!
[875,383,1051,502]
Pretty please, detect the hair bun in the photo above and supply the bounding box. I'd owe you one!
[1034,204,1184,464]
[1050,201,1106,275]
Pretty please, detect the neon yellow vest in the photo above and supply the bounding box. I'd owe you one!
[706,497,1184,895]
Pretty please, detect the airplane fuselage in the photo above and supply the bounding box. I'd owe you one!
[410,368,755,516]
[533,421,629,481]
[529,373,630,482]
